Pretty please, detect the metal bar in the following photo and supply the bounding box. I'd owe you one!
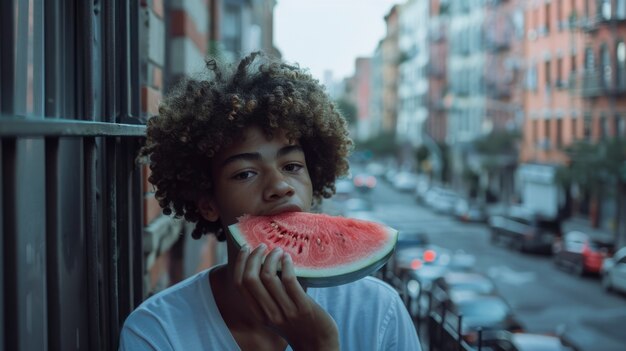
[103,0,117,123]
[0,118,146,137]
[0,132,4,351]
[45,137,61,351]
[84,137,102,351]
[2,139,17,351]
[0,0,15,114]
[116,138,131,338]
[105,137,119,350]
[457,314,463,351]
[130,138,145,307]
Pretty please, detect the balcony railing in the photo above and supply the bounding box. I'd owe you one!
[569,69,626,97]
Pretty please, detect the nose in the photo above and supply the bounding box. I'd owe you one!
[263,169,295,201]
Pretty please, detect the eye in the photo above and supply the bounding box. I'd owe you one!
[232,170,256,180]
[284,163,304,173]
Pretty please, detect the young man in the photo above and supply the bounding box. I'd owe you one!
[120,52,421,350]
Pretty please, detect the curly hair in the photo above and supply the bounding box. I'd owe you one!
[138,51,353,241]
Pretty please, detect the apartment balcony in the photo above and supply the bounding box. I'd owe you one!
[484,31,512,52]
[574,12,626,32]
[570,69,626,97]
[485,81,512,99]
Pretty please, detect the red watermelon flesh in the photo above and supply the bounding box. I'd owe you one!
[228,212,398,287]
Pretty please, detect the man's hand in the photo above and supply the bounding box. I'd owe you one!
[234,244,339,351]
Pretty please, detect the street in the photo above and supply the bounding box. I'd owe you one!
[328,176,626,351]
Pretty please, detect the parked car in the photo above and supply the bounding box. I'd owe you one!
[601,246,626,295]
[553,231,614,276]
[424,187,459,214]
[489,207,562,254]
[481,330,579,351]
[442,292,524,345]
[342,197,380,223]
[392,171,420,192]
[454,198,488,223]
[352,173,377,193]
[431,271,497,300]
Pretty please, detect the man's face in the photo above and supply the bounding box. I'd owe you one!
[207,126,313,229]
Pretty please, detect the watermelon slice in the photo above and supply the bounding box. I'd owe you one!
[228,212,398,287]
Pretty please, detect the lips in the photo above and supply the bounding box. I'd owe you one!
[264,203,303,216]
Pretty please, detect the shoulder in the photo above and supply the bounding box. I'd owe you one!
[122,268,212,331]
[310,276,400,308]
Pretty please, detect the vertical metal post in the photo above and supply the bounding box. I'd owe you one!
[477,327,483,351]
[84,137,102,351]
[45,138,60,351]
[104,137,119,349]
[457,314,463,351]
[2,139,17,351]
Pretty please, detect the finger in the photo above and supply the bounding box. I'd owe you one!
[261,248,298,317]
[280,253,311,311]
[242,244,284,324]
[232,244,265,321]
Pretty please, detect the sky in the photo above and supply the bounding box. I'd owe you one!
[274,0,401,82]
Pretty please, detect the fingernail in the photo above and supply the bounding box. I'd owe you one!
[274,247,283,254]
[241,244,249,253]
[258,243,267,250]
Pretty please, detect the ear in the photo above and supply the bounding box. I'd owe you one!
[197,197,220,222]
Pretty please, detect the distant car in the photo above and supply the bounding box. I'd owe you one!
[553,231,614,275]
[489,207,562,254]
[481,330,579,351]
[442,293,524,346]
[352,173,377,192]
[342,197,379,222]
[454,198,488,223]
[393,171,420,192]
[334,177,354,201]
[432,271,497,301]
[601,246,626,294]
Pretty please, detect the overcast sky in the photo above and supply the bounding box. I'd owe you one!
[274,0,401,81]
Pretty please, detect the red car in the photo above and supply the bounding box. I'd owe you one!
[553,231,614,275]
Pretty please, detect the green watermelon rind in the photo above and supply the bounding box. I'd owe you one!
[228,222,398,288]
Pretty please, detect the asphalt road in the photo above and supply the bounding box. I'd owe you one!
[326,176,626,351]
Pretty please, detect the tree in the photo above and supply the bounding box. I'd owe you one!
[558,138,626,246]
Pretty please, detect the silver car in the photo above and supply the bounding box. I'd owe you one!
[601,247,626,294]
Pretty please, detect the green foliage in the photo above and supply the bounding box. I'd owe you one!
[473,130,521,155]
[355,131,397,156]
[558,138,626,192]
[335,98,357,126]
[415,145,430,163]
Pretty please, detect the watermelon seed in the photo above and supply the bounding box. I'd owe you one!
[315,238,321,245]
[298,244,303,254]
[320,245,325,252]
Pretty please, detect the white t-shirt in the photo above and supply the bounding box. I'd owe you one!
[119,265,422,351]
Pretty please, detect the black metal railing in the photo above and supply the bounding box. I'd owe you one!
[1,117,146,351]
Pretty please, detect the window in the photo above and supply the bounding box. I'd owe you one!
[557,0,563,31]
[618,0,626,19]
[617,41,626,89]
[527,63,538,91]
[572,116,578,140]
[601,44,612,88]
[583,114,593,140]
[556,57,563,87]
[601,114,609,139]
[546,3,552,34]
[545,60,552,90]
[601,0,612,20]
[556,118,563,147]
[584,46,595,71]
[615,115,625,137]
